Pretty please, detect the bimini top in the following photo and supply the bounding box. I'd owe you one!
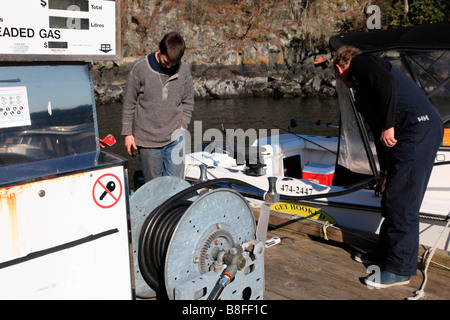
[329,22,450,53]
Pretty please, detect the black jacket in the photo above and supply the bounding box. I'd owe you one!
[348,54,396,132]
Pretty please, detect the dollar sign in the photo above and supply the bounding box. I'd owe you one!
[40,0,47,8]
[44,42,48,48]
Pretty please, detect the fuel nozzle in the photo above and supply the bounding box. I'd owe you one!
[207,250,246,300]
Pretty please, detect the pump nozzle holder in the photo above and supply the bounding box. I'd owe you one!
[198,164,208,183]
[264,176,280,203]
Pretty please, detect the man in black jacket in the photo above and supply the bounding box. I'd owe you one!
[333,46,443,288]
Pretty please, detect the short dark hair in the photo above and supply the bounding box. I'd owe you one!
[159,32,186,63]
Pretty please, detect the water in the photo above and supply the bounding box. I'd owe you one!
[96,96,340,188]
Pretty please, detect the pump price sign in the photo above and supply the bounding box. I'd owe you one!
[0,0,119,61]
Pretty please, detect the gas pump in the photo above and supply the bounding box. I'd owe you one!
[0,1,133,299]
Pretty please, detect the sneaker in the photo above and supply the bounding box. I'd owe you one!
[353,251,385,265]
[364,270,410,289]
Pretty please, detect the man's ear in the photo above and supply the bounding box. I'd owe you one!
[336,64,346,74]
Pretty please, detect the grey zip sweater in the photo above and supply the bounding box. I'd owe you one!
[121,55,194,148]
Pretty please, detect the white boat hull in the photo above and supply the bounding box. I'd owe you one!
[185,134,450,251]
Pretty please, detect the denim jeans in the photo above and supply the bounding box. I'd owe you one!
[138,131,185,182]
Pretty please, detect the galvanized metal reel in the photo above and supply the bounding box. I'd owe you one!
[164,188,257,300]
[129,176,197,299]
[130,176,263,300]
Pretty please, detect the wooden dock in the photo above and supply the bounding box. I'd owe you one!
[258,209,450,300]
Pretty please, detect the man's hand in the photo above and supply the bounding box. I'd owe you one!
[380,127,397,147]
[125,135,137,156]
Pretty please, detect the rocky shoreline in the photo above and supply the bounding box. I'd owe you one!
[92,0,362,105]
[93,44,336,105]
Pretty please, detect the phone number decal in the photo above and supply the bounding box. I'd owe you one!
[279,183,313,195]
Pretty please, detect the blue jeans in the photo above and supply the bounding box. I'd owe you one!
[138,132,186,182]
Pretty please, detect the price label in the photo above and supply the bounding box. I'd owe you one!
[0,0,119,60]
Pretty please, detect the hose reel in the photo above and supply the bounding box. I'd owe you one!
[130,176,265,300]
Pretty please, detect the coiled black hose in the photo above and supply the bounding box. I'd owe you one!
[137,178,262,297]
[138,200,192,296]
[137,177,376,298]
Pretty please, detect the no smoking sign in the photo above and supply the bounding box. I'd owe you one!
[92,173,123,209]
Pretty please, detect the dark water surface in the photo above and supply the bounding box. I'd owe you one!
[96,96,340,188]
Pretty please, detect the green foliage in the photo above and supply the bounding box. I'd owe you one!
[409,0,445,24]
[383,0,446,28]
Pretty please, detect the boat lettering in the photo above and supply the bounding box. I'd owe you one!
[270,201,336,223]
[279,183,313,195]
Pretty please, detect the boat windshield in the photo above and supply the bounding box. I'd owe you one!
[392,50,450,127]
[333,81,379,186]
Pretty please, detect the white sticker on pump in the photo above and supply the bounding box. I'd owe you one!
[0,86,31,129]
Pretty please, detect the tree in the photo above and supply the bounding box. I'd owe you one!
[404,0,409,16]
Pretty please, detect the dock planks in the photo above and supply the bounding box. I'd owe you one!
[258,209,450,300]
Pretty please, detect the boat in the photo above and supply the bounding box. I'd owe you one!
[184,22,450,251]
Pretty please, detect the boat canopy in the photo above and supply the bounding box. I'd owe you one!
[329,22,450,122]
[329,22,450,53]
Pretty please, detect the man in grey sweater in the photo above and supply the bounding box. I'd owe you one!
[121,32,194,182]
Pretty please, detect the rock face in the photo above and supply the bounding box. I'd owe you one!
[93,0,365,104]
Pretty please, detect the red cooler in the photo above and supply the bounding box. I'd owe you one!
[302,163,335,185]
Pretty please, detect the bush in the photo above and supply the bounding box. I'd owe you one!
[383,0,446,28]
